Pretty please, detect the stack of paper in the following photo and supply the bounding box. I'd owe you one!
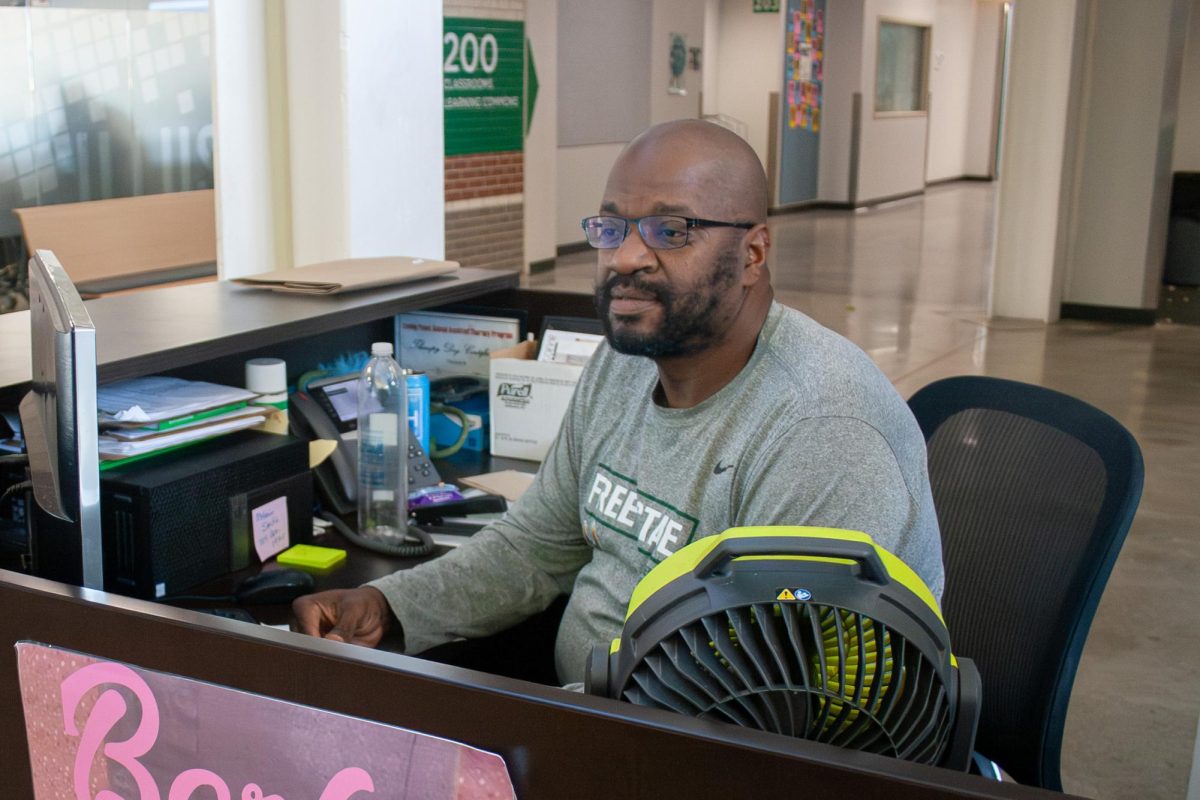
[97,376,267,463]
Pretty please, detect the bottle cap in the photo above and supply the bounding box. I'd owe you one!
[245,357,287,394]
[371,342,394,357]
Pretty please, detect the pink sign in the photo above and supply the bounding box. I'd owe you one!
[16,643,516,799]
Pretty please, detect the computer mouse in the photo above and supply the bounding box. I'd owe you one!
[234,568,316,605]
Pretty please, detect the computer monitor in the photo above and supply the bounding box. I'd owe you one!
[19,250,103,589]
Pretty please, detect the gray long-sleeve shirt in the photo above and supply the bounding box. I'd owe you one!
[369,301,943,685]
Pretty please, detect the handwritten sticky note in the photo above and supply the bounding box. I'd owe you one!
[252,496,290,562]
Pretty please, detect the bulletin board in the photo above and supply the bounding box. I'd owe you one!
[778,0,826,204]
[786,0,825,133]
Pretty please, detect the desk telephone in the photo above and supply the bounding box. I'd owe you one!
[290,373,442,517]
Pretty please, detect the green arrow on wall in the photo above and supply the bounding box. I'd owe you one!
[525,37,539,135]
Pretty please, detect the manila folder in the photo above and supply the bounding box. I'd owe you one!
[233,256,459,295]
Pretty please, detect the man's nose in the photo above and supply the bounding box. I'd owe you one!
[605,223,656,275]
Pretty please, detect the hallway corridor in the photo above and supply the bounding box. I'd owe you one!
[531,182,1200,798]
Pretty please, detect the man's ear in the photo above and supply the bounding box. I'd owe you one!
[741,224,770,286]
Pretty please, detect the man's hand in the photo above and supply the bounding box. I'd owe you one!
[292,587,393,648]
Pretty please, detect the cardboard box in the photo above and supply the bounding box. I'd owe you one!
[489,358,583,461]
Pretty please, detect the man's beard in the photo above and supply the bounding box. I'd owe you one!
[594,247,741,358]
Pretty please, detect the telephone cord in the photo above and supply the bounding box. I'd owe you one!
[317,509,436,558]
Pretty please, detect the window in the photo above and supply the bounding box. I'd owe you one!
[875,20,930,115]
[0,1,213,238]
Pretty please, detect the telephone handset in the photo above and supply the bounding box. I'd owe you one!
[290,374,442,516]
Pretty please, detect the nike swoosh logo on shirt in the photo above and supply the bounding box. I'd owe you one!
[713,462,734,475]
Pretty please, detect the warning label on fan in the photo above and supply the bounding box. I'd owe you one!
[776,588,813,602]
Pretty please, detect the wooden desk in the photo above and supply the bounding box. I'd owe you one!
[0,277,1073,798]
[0,571,1072,799]
[0,266,519,408]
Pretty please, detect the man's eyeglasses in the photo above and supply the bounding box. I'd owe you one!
[581,215,755,250]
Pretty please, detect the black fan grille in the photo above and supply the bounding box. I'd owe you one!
[621,602,953,764]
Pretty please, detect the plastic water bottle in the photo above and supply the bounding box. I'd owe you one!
[357,342,408,541]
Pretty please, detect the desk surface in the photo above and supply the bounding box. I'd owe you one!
[0,270,1074,797]
[0,266,519,406]
[0,570,1071,800]
[190,448,540,623]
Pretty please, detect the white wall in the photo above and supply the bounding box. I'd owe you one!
[286,1,444,267]
[963,0,1002,177]
[713,0,783,169]
[555,0,707,247]
[552,0,1002,240]
[285,3,347,265]
[344,2,443,261]
[524,0,557,266]
[702,0,721,114]
[819,0,998,200]
[1174,0,1200,171]
[856,0,936,202]
[557,0,650,148]
[211,0,281,279]
[925,0,977,182]
[556,143,624,246]
[856,115,928,202]
[925,0,1002,182]
[1062,0,1188,310]
[989,0,1079,320]
[819,0,864,202]
[650,0,705,124]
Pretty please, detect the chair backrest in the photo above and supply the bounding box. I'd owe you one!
[907,376,1143,790]
[14,189,216,293]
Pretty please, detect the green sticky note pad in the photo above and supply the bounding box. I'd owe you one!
[277,544,347,570]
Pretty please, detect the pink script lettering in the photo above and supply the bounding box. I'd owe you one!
[59,661,376,799]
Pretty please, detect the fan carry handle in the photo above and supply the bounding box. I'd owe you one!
[691,535,890,585]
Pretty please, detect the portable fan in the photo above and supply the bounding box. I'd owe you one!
[585,526,980,770]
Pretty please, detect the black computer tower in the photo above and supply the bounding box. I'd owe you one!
[32,430,312,599]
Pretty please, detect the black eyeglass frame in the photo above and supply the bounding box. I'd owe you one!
[580,214,757,250]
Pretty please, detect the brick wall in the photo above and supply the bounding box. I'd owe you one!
[444,0,526,271]
[445,151,523,202]
[444,166,524,271]
[445,201,524,270]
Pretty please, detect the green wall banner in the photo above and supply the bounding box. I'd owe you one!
[444,17,525,156]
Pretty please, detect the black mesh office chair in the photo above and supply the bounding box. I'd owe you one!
[907,376,1144,789]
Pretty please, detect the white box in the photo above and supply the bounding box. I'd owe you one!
[489,358,583,461]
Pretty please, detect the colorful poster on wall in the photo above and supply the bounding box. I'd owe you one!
[443,17,525,156]
[16,643,516,799]
[785,0,823,134]
[778,0,825,204]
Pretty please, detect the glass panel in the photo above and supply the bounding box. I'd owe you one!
[875,21,928,114]
[0,1,211,238]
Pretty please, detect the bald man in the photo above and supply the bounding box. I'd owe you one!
[295,120,943,686]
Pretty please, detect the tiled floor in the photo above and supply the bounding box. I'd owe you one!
[527,182,1200,799]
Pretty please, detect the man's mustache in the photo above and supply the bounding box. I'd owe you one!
[596,275,668,305]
